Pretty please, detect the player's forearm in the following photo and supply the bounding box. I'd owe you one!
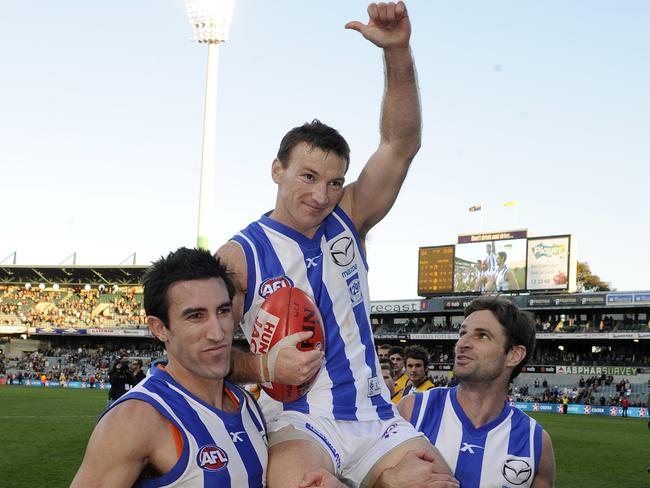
[380,46,421,159]
[229,348,266,384]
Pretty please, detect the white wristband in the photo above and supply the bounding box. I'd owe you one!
[258,354,268,383]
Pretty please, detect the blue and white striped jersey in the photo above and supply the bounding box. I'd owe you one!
[486,251,498,275]
[105,365,268,487]
[231,207,395,421]
[410,387,543,488]
[495,266,510,291]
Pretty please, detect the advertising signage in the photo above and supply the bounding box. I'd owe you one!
[526,235,574,291]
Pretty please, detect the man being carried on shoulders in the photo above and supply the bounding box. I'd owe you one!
[219,3,456,487]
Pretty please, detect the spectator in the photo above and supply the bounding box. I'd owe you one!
[130,359,146,386]
[107,358,134,405]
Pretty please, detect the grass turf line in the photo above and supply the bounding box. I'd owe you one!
[0,387,648,487]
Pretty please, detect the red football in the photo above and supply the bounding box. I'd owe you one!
[251,286,325,403]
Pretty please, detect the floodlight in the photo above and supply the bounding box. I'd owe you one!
[186,0,235,43]
[184,0,236,250]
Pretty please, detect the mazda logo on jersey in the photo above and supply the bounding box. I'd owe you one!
[258,275,294,298]
[329,236,355,267]
[197,445,229,471]
[502,458,532,485]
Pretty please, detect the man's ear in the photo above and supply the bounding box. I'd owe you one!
[147,316,168,343]
[271,158,283,184]
[507,345,526,369]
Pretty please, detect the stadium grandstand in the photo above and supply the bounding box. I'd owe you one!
[1,263,649,414]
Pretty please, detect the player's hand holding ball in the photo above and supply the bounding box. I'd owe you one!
[253,287,325,402]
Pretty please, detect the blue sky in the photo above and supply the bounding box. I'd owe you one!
[1,1,648,299]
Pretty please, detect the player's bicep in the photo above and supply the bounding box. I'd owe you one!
[532,431,556,488]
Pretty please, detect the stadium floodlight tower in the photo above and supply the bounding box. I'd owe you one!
[185,0,235,250]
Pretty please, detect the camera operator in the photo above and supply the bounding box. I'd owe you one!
[107,357,134,406]
[130,359,146,386]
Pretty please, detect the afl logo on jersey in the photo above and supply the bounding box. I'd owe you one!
[329,236,355,267]
[502,458,532,485]
[197,445,229,471]
[258,275,294,298]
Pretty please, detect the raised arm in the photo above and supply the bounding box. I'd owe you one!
[342,1,421,237]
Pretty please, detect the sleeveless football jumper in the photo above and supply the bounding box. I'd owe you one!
[104,365,268,487]
[410,387,543,488]
[231,207,395,421]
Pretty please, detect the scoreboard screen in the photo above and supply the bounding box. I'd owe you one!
[418,245,454,295]
[417,229,576,296]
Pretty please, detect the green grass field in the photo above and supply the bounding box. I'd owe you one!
[0,386,648,487]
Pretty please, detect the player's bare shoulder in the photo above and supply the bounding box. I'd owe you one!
[215,241,247,291]
[396,391,417,421]
[101,398,169,445]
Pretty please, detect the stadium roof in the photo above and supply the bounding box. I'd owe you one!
[0,265,149,286]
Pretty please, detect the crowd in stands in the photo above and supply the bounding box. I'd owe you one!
[1,344,164,384]
[531,349,650,367]
[510,374,648,407]
[0,285,146,329]
[373,313,649,336]
[2,341,647,412]
[533,315,649,333]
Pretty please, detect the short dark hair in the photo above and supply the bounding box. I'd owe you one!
[377,344,391,352]
[143,247,235,329]
[404,345,429,368]
[498,251,507,262]
[388,346,404,357]
[277,119,351,171]
[464,296,536,381]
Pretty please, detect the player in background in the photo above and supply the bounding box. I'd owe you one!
[484,243,497,276]
[391,345,435,404]
[71,248,268,487]
[397,296,556,488]
[493,251,519,292]
[389,346,408,395]
[380,360,396,398]
[218,3,456,487]
[377,344,391,361]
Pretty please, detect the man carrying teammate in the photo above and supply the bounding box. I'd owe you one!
[218,3,456,487]
[71,248,268,487]
[397,296,556,487]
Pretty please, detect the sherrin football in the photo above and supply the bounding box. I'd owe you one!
[252,286,325,403]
